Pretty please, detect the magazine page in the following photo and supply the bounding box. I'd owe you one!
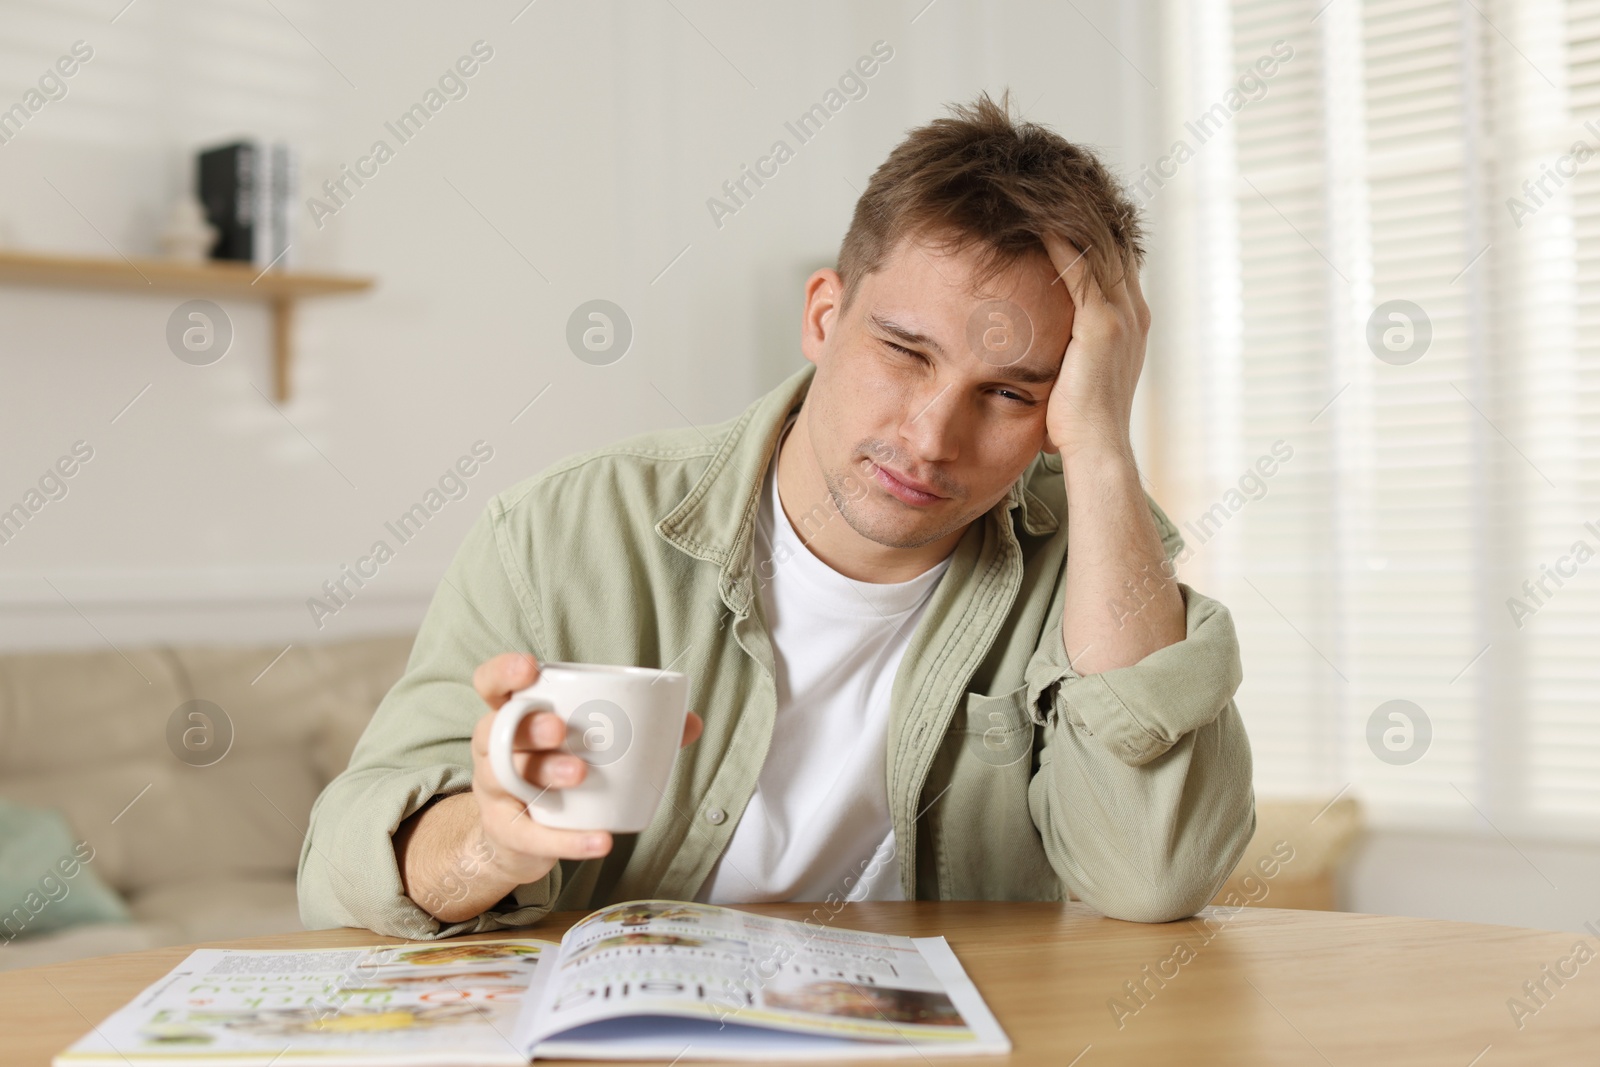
[512,900,1010,1060]
[55,938,560,1067]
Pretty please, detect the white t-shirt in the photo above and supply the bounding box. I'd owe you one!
[694,422,952,904]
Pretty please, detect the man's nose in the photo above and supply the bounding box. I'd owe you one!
[899,380,960,463]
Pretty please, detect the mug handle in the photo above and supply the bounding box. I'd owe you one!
[489,694,557,806]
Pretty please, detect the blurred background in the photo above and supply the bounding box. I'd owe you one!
[2,0,1597,968]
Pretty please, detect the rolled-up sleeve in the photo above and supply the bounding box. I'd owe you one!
[298,495,563,939]
[1024,581,1257,923]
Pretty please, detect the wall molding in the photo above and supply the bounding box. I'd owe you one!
[0,567,438,605]
[0,567,436,650]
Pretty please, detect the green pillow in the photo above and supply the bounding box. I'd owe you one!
[0,798,131,941]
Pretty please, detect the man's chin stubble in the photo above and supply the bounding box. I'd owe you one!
[825,481,973,552]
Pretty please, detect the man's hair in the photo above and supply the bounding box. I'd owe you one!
[836,89,1145,313]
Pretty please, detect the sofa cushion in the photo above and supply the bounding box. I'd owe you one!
[0,798,130,939]
[0,921,165,972]
[0,877,309,973]
[1212,795,1362,909]
[0,634,415,898]
[127,875,303,943]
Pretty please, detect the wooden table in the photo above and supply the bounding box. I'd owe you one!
[2,902,1595,1065]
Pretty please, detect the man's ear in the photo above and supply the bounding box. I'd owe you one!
[800,268,845,367]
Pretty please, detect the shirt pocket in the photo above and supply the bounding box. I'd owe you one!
[958,688,1036,770]
[919,687,1058,901]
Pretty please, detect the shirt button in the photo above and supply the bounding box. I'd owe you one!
[706,807,726,824]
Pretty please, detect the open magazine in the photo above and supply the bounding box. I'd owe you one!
[54,899,1011,1064]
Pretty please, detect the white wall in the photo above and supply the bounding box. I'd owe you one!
[0,0,1158,649]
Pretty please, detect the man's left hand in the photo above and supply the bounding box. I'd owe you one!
[1040,234,1151,466]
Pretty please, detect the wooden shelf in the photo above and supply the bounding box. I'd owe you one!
[0,249,374,401]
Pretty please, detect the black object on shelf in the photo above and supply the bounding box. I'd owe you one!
[197,141,257,262]
[197,141,294,268]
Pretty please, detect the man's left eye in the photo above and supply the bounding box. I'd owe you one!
[995,389,1035,406]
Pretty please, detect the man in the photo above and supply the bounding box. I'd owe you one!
[299,91,1255,939]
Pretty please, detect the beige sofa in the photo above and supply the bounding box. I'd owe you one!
[1212,795,1361,910]
[0,633,414,971]
[0,632,1361,971]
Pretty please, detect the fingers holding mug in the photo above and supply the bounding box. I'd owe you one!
[486,695,566,806]
[472,652,542,710]
[485,662,690,835]
[528,743,589,789]
[466,706,611,886]
[681,711,704,748]
[516,821,613,862]
[471,709,587,793]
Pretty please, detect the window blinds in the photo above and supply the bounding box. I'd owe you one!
[1159,0,1600,837]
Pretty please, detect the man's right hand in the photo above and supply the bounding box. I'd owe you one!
[395,652,703,924]
[469,651,705,886]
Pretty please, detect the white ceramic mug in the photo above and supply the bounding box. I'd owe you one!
[488,662,690,833]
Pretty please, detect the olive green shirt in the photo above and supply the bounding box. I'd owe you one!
[298,364,1255,939]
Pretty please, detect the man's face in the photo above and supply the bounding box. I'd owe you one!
[797,231,1074,551]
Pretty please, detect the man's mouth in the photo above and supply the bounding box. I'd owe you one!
[870,462,945,506]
